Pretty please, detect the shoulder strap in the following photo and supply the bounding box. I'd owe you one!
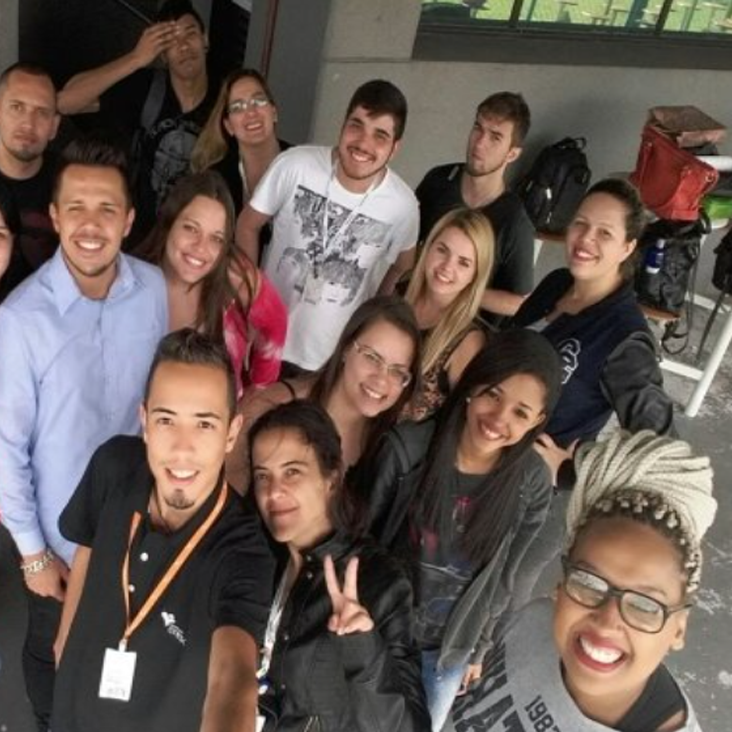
[139,68,167,133]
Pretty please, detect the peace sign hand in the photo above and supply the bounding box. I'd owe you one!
[324,555,375,636]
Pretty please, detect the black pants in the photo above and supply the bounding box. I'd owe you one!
[23,590,62,732]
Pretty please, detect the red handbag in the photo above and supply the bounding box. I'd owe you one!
[630,124,719,221]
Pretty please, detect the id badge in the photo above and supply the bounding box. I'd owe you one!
[99,646,137,701]
[256,713,266,732]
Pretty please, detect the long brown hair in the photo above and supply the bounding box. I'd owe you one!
[135,171,255,339]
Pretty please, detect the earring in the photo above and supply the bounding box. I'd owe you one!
[466,396,472,404]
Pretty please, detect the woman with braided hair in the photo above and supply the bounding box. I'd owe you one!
[451,429,716,732]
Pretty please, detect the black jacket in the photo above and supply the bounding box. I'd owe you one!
[260,532,430,732]
[510,268,675,446]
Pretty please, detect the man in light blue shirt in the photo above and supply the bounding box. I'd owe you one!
[0,136,167,731]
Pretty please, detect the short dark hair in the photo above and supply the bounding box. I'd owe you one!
[144,328,237,420]
[248,400,364,537]
[476,92,531,147]
[0,179,21,238]
[156,0,205,31]
[584,178,646,280]
[52,135,132,208]
[0,63,56,96]
[345,79,408,141]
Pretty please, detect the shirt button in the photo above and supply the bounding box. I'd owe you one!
[280,684,286,691]
[305,571,314,580]
[140,552,149,562]
[282,632,290,642]
[129,584,136,593]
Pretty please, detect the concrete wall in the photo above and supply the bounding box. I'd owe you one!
[0,0,19,71]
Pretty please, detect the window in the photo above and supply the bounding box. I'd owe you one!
[416,0,732,67]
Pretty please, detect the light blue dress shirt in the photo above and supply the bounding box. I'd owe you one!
[0,249,167,565]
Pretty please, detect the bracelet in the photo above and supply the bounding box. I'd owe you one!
[20,549,55,576]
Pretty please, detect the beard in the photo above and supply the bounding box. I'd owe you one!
[163,490,196,511]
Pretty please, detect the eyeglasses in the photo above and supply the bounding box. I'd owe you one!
[352,341,412,388]
[227,96,270,115]
[561,558,691,634]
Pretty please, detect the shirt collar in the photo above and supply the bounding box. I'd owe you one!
[46,248,137,315]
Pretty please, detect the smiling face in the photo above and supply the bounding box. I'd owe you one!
[554,517,689,724]
[0,209,13,281]
[336,318,415,419]
[336,105,399,193]
[163,195,227,286]
[565,192,636,287]
[50,164,134,299]
[223,76,276,149]
[163,14,207,81]
[142,361,241,521]
[0,69,59,167]
[252,427,335,551]
[424,225,478,303]
[465,113,520,179]
[460,373,546,470]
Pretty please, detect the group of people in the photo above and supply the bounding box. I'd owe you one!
[0,1,719,732]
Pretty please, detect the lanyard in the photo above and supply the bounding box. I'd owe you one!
[315,160,379,278]
[119,483,229,651]
[257,558,296,682]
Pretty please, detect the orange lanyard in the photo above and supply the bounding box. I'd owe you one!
[119,483,229,650]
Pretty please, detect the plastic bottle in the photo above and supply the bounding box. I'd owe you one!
[644,238,666,275]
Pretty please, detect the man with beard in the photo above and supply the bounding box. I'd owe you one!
[416,92,535,320]
[236,79,418,374]
[58,0,215,245]
[52,330,274,732]
[0,64,60,294]
[0,136,167,731]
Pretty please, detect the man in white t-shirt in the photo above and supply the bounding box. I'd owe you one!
[236,79,418,372]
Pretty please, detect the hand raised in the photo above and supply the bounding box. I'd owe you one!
[133,22,178,67]
[324,555,374,636]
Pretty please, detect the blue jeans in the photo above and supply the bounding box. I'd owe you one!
[421,649,467,732]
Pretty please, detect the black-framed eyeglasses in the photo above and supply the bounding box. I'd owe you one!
[353,340,412,388]
[227,96,270,115]
[560,557,691,634]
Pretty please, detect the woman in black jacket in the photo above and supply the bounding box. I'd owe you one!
[249,400,429,732]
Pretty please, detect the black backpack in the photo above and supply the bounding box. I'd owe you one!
[517,137,591,234]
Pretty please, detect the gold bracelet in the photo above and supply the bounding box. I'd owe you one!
[20,549,55,575]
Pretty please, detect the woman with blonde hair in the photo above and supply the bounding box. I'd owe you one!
[191,68,287,214]
[402,207,495,420]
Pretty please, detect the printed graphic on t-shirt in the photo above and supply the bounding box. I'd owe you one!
[556,338,581,385]
[276,185,392,307]
[147,118,201,209]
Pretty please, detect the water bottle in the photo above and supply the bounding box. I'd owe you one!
[644,239,666,275]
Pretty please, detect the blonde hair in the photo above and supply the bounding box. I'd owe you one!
[191,69,275,173]
[405,208,495,374]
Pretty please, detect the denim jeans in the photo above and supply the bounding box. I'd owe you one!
[421,649,467,732]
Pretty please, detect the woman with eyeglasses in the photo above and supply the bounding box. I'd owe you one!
[250,400,430,731]
[191,69,288,215]
[401,208,495,421]
[357,329,562,731]
[225,295,421,493]
[452,429,716,732]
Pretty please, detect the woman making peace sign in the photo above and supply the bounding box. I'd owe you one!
[249,400,429,732]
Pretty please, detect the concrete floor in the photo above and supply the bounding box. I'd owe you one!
[1,304,731,731]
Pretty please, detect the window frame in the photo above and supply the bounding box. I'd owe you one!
[415,0,732,69]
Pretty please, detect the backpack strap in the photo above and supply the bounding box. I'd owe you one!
[140,67,167,133]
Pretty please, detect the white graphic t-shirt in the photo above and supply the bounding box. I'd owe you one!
[250,146,419,370]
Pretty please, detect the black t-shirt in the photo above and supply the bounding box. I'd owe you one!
[53,435,276,732]
[100,69,216,242]
[0,154,58,298]
[415,163,535,295]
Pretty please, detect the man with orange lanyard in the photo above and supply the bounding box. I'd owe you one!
[52,329,276,732]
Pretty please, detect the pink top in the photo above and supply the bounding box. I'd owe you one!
[223,273,288,398]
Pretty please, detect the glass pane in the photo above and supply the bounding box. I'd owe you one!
[420,0,732,31]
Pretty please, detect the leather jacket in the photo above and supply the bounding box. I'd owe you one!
[260,532,430,732]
